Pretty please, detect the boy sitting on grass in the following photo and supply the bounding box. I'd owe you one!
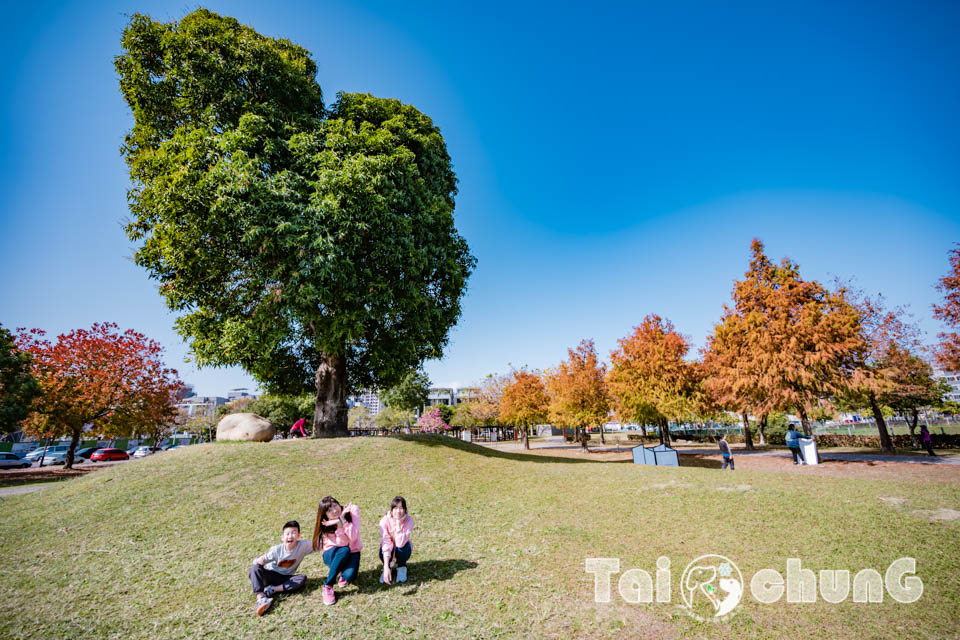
[249,520,314,616]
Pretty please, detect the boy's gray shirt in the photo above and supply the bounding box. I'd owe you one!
[263,539,314,575]
[718,439,731,455]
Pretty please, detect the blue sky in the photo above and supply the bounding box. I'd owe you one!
[2,1,959,396]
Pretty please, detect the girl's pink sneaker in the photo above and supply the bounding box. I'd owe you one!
[338,577,349,588]
[322,584,336,605]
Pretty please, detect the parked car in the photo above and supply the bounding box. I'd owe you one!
[132,446,163,458]
[25,445,70,461]
[74,447,100,461]
[38,452,84,466]
[90,448,130,462]
[0,452,32,469]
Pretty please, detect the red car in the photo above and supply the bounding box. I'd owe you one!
[90,448,130,462]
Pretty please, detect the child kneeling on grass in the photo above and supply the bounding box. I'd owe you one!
[312,496,362,605]
[249,520,314,616]
[379,496,415,584]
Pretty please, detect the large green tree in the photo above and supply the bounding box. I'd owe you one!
[381,369,431,413]
[0,324,41,436]
[116,10,475,436]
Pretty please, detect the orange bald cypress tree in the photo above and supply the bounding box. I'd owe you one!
[544,340,609,450]
[703,240,864,442]
[499,369,548,450]
[607,315,697,447]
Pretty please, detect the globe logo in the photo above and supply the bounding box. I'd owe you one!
[680,554,744,621]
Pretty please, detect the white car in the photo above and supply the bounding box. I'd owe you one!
[0,452,32,469]
[132,446,162,458]
[38,452,84,466]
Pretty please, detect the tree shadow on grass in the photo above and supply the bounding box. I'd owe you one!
[393,434,631,464]
[300,558,479,601]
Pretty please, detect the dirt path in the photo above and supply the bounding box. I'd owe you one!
[477,437,960,483]
[0,484,52,497]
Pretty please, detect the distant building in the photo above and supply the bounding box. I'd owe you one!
[227,388,258,401]
[354,390,383,415]
[177,395,228,419]
[933,368,960,404]
[427,387,455,407]
[455,387,481,404]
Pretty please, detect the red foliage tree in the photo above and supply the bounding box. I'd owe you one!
[16,323,184,468]
[933,244,960,371]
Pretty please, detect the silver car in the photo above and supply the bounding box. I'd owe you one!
[0,452,31,469]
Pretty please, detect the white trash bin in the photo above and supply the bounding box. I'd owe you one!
[799,437,819,465]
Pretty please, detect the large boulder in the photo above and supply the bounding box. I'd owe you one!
[216,413,275,442]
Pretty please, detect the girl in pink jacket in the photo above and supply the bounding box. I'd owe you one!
[378,496,415,584]
[312,496,362,605]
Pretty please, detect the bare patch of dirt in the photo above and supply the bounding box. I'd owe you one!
[716,484,753,492]
[649,480,694,489]
[879,496,908,506]
[910,508,960,522]
[0,464,115,486]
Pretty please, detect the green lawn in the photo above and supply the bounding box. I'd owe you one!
[1,436,957,639]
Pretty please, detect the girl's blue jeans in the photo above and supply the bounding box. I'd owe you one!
[322,545,361,586]
[379,542,412,568]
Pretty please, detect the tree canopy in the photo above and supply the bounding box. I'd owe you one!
[933,244,960,371]
[545,340,609,449]
[500,370,548,450]
[15,323,184,468]
[0,324,41,436]
[702,240,863,438]
[607,315,697,445]
[381,369,431,413]
[115,9,475,435]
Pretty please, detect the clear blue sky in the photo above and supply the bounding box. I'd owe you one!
[2,1,959,396]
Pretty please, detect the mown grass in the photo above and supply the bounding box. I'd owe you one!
[0,435,958,639]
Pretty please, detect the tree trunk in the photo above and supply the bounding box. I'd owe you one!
[660,418,672,447]
[740,412,755,450]
[521,425,530,450]
[757,415,767,445]
[562,425,567,441]
[579,425,589,451]
[313,352,349,437]
[907,409,920,448]
[37,437,50,468]
[599,422,605,445]
[868,393,894,453]
[798,407,812,436]
[64,428,81,470]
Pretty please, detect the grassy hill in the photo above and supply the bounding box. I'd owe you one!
[1,436,958,639]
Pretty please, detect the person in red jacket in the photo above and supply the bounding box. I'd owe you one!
[290,418,308,438]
